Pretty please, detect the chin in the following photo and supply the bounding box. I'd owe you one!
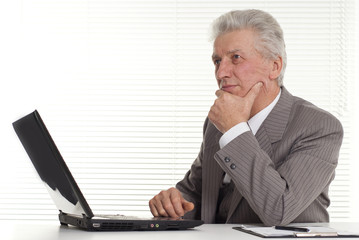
[232,90,247,97]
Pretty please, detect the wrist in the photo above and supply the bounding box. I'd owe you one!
[219,122,251,148]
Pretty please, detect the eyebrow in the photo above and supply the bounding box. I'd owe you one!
[212,48,243,59]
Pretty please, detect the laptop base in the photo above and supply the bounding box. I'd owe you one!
[59,211,202,231]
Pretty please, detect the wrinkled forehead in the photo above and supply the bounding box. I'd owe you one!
[212,29,259,57]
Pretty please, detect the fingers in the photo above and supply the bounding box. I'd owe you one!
[244,81,263,104]
[182,200,195,212]
[215,89,224,98]
[209,81,263,133]
[149,188,194,218]
[149,190,174,217]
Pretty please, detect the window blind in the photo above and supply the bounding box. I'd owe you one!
[0,0,357,222]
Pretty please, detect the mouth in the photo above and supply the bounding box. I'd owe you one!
[221,84,238,92]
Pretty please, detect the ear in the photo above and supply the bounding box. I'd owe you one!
[269,56,283,80]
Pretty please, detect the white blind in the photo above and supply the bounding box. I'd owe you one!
[0,0,358,222]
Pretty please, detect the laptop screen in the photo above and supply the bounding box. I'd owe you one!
[13,110,94,217]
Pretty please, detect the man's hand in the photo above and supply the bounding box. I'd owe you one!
[149,187,195,218]
[208,82,263,133]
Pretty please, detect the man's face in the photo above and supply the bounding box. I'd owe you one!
[212,29,273,97]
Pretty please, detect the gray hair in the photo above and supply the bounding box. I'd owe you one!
[210,9,287,86]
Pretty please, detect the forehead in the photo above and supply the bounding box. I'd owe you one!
[212,29,257,56]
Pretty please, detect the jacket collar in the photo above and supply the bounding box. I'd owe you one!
[258,86,293,144]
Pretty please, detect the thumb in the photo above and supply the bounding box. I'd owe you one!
[182,199,195,212]
[245,82,263,104]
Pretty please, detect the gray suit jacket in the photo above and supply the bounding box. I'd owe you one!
[176,87,343,226]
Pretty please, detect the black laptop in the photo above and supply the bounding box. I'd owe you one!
[12,110,203,231]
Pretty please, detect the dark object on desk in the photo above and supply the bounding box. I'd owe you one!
[275,226,310,232]
[13,110,203,231]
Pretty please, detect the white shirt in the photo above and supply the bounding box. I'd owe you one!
[220,89,281,183]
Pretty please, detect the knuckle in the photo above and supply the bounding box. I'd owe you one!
[149,198,157,205]
[171,197,180,204]
[153,195,160,201]
[163,202,173,210]
[210,105,218,114]
[159,190,167,197]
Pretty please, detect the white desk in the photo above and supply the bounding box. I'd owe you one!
[2,221,359,240]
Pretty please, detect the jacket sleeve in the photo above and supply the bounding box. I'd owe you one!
[214,110,343,226]
[175,118,211,220]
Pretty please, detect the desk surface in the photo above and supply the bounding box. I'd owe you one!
[2,221,359,240]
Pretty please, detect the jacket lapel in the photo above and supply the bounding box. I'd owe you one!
[259,87,293,145]
[201,124,223,223]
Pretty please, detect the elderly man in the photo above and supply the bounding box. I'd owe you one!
[149,9,343,226]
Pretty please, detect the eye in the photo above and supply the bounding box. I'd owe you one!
[232,54,242,64]
[213,59,221,65]
[233,54,241,60]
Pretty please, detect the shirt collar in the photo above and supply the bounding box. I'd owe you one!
[248,89,282,135]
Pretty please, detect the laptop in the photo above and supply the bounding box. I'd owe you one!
[12,110,203,231]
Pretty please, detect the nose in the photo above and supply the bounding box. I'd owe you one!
[216,58,232,80]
